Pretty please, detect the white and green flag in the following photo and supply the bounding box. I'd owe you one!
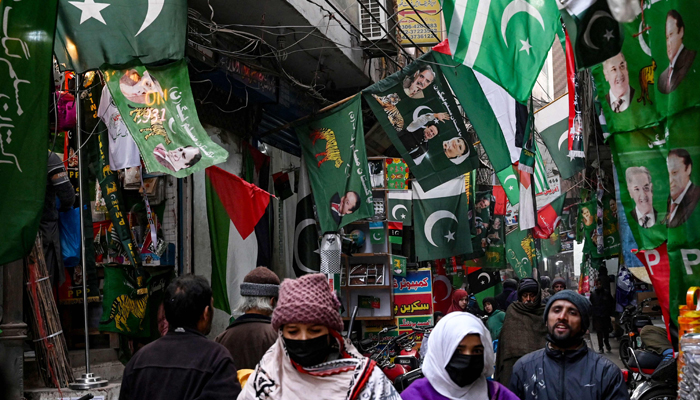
[441,0,560,103]
[496,165,520,205]
[413,176,472,260]
[534,146,549,194]
[387,190,413,226]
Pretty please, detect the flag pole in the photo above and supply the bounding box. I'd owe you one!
[70,73,108,390]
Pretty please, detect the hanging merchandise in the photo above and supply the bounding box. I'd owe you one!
[595,173,605,255]
[541,231,561,260]
[58,207,81,268]
[534,94,586,180]
[387,190,412,226]
[391,255,407,277]
[98,88,142,171]
[467,268,500,297]
[477,211,506,270]
[533,195,565,240]
[364,52,479,192]
[369,222,385,245]
[412,176,472,261]
[565,31,585,159]
[505,200,519,227]
[292,158,321,277]
[55,91,76,131]
[388,221,404,254]
[603,194,621,257]
[102,60,229,177]
[634,243,672,334]
[505,228,536,279]
[612,164,644,269]
[295,95,373,233]
[385,158,409,190]
[464,189,493,260]
[272,171,294,201]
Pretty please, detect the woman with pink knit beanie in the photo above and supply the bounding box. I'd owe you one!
[237,273,400,400]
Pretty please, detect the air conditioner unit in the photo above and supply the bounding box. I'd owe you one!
[359,0,387,41]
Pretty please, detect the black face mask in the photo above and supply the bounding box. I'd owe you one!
[444,353,484,387]
[283,334,332,367]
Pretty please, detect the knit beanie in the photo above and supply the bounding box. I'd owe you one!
[503,278,518,290]
[240,267,280,298]
[544,290,591,332]
[271,273,344,332]
[552,277,566,288]
[517,278,540,298]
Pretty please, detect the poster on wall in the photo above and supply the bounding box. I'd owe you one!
[397,0,442,46]
[393,268,433,342]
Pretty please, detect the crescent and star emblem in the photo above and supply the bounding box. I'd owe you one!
[434,275,453,302]
[500,0,546,53]
[478,272,491,285]
[70,0,165,36]
[392,204,408,220]
[582,11,614,50]
[424,210,458,247]
[372,233,382,241]
[294,218,317,273]
[558,131,568,152]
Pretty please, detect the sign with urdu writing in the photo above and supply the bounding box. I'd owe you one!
[397,0,442,46]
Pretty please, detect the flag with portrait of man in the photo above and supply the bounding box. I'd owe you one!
[364,52,480,192]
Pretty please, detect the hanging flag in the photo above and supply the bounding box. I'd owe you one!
[519,170,536,230]
[565,31,585,159]
[465,189,494,260]
[496,165,521,206]
[635,243,672,333]
[506,228,536,278]
[603,194,621,257]
[205,166,272,314]
[477,212,506,270]
[578,199,603,258]
[413,176,472,261]
[535,94,585,180]
[612,164,644,269]
[391,255,407,277]
[272,171,293,201]
[467,268,500,294]
[558,0,623,69]
[493,186,507,216]
[541,231,562,259]
[533,195,565,239]
[296,95,373,233]
[292,158,321,277]
[387,190,413,226]
[363,52,479,192]
[385,158,410,190]
[0,0,57,265]
[615,264,635,310]
[369,221,386,245]
[533,146,550,194]
[55,0,186,73]
[440,0,560,103]
[241,143,272,268]
[388,221,404,245]
[102,60,228,177]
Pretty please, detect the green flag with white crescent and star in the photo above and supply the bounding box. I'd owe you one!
[536,94,585,180]
[55,0,186,72]
[496,165,520,205]
[292,157,321,277]
[413,176,472,261]
[441,0,561,103]
[387,190,412,226]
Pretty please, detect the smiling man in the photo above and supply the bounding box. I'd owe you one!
[626,166,658,228]
[509,290,629,400]
[603,52,634,113]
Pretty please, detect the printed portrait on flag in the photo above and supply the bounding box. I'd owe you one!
[658,10,696,94]
[364,53,479,191]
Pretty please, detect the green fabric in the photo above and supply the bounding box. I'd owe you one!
[391,255,407,277]
[102,60,228,177]
[603,194,621,257]
[559,0,623,70]
[363,52,479,192]
[292,159,321,277]
[578,200,602,257]
[496,165,520,206]
[295,95,373,233]
[0,0,56,265]
[54,0,186,73]
[464,189,493,260]
[540,232,561,259]
[204,174,232,313]
[486,309,506,340]
[387,190,412,226]
[506,228,535,278]
[440,0,560,103]
[538,116,585,180]
[370,222,386,245]
[477,214,506,270]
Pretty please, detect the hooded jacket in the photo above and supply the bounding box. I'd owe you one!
[509,344,629,400]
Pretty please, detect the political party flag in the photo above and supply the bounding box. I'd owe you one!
[205,166,272,314]
[603,194,621,257]
[292,158,321,277]
[55,0,186,72]
[506,228,536,278]
[465,189,494,260]
[635,244,672,333]
[493,186,507,215]
[387,190,413,226]
[533,195,565,239]
[612,164,644,269]
[615,264,635,310]
[535,94,585,180]
[391,255,407,277]
[413,176,472,261]
[389,221,404,245]
[102,60,228,177]
[385,158,409,190]
[534,146,549,194]
[519,170,536,230]
[558,0,623,69]
[272,171,293,201]
[467,268,500,294]
[0,0,57,265]
[369,221,386,245]
[541,231,562,259]
[296,95,373,233]
[496,165,521,206]
[441,0,560,103]
[363,52,479,192]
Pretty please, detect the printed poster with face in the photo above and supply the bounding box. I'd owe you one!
[363,52,479,192]
[592,0,700,134]
[103,60,229,178]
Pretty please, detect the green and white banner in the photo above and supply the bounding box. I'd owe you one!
[103,60,229,178]
[387,190,412,226]
[505,228,535,278]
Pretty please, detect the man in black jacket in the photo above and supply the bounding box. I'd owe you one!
[510,290,629,400]
[590,279,614,353]
[495,278,518,311]
[119,275,241,400]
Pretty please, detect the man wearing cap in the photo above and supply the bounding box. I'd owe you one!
[215,266,280,370]
[552,277,567,294]
[495,278,548,386]
[509,290,629,400]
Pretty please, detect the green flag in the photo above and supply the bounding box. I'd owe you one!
[370,222,386,245]
[363,52,480,192]
[387,190,413,226]
[391,255,407,277]
[559,0,623,70]
[292,158,321,277]
[541,231,561,259]
[0,0,57,265]
[413,176,472,261]
[478,214,506,269]
[496,165,521,205]
[441,0,560,103]
[533,145,549,194]
[578,199,603,257]
[55,0,186,72]
[603,194,621,257]
[296,95,373,233]
[102,60,228,177]
[506,228,535,278]
[535,94,585,180]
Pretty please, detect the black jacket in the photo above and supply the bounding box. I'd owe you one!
[509,344,629,400]
[215,314,277,370]
[495,287,516,311]
[119,327,242,400]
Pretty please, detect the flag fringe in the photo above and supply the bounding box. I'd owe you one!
[569,150,585,158]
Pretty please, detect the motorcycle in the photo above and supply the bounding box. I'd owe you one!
[625,347,677,400]
[619,297,656,367]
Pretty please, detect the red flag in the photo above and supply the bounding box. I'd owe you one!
[493,186,507,216]
[565,30,576,154]
[533,196,565,239]
[635,243,673,339]
[432,259,452,314]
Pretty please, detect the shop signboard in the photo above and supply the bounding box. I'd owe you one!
[393,292,433,316]
[393,269,432,295]
[397,0,442,46]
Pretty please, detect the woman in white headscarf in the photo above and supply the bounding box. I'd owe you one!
[402,312,520,400]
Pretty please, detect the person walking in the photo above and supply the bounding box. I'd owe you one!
[590,279,614,353]
[215,266,280,369]
[551,277,566,294]
[447,289,469,314]
[238,273,400,400]
[119,275,241,400]
[495,279,517,311]
[402,312,520,400]
[509,290,629,400]
[482,297,505,340]
[494,278,548,386]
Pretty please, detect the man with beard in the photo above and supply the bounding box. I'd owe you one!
[494,278,549,386]
[509,291,628,400]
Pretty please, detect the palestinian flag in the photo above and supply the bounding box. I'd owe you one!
[206,166,272,314]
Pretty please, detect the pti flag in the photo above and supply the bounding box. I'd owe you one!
[535,94,585,180]
[441,0,560,103]
[205,166,272,314]
[603,194,621,257]
[292,158,321,277]
[558,0,623,69]
[370,221,386,245]
[413,176,472,261]
[296,95,373,233]
[55,0,186,72]
[506,228,536,278]
[102,60,229,178]
[387,190,413,226]
[533,195,565,239]
[635,243,672,333]
[0,0,58,265]
[363,52,479,192]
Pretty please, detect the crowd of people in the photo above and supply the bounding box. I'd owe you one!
[117,268,635,400]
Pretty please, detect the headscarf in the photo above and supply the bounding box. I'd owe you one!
[515,278,542,310]
[482,297,497,315]
[423,312,495,400]
[446,289,468,314]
